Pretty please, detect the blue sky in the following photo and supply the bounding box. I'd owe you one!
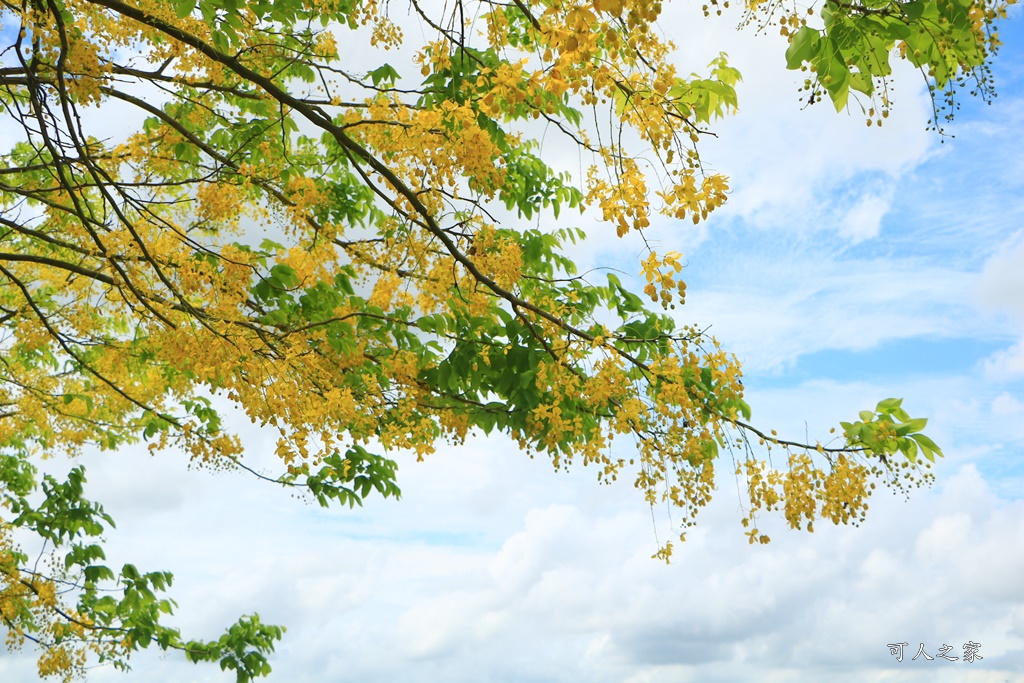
[2,3,1024,683]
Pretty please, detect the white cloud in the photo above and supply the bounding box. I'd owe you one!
[6,371,1024,683]
[977,232,1024,380]
[993,391,1024,416]
[669,16,933,236]
[497,2,939,275]
[677,253,976,373]
[984,340,1024,380]
[840,192,892,243]
[977,231,1024,322]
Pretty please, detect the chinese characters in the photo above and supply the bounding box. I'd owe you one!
[887,642,983,663]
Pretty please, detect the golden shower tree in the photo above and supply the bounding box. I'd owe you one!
[0,0,1010,678]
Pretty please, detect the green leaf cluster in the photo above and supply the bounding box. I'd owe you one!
[782,0,1008,117]
[840,397,943,465]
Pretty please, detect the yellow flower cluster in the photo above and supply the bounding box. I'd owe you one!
[469,227,524,289]
[740,449,872,543]
[586,158,650,237]
[658,171,730,224]
[1,523,105,682]
[195,181,244,230]
[640,250,687,309]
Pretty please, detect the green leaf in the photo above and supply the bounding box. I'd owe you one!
[876,397,904,413]
[899,417,928,433]
[701,439,719,461]
[786,27,821,69]
[910,433,942,457]
[904,0,925,21]
[368,63,400,87]
[173,0,197,18]
[259,238,285,253]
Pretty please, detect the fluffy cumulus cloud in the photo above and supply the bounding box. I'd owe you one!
[8,348,1024,683]
[977,232,1024,321]
[984,341,1024,380]
[978,231,1024,380]
[658,6,932,240]
[839,191,893,243]
[510,3,937,273]
[992,391,1024,417]
[667,252,978,373]
[6,432,1023,683]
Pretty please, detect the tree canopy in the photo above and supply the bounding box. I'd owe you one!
[0,0,1012,679]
